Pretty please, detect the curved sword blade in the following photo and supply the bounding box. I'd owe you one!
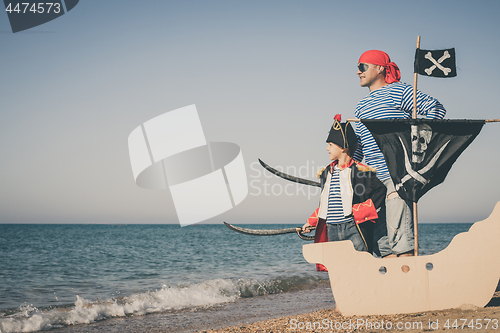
[258,159,321,187]
[223,222,298,235]
[223,222,315,240]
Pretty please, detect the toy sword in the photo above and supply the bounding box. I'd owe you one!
[223,222,315,241]
[258,159,321,187]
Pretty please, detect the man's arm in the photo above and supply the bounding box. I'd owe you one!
[352,124,365,162]
[401,85,446,119]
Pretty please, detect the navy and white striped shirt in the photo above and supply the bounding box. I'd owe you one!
[353,82,446,181]
[326,166,353,224]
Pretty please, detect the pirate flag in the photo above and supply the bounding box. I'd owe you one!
[414,48,457,78]
[362,119,484,202]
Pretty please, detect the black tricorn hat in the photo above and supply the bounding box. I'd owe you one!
[326,114,358,152]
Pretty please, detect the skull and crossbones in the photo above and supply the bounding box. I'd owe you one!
[411,124,432,163]
[395,125,450,191]
[424,51,452,76]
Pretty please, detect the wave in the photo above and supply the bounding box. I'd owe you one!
[0,275,326,333]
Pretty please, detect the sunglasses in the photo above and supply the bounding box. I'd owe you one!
[357,63,372,72]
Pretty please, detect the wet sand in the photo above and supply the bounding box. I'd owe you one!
[205,292,500,333]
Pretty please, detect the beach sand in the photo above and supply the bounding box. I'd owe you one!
[204,291,500,333]
[50,287,500,333]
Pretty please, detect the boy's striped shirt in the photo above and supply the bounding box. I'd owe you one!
[326,166,353,224]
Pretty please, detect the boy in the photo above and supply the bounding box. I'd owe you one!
[302,115,386,263]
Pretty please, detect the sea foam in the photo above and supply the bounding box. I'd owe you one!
[0,276,324,333]
[0,279,239,333]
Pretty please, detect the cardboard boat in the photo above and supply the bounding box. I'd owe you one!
[303,201,500,315]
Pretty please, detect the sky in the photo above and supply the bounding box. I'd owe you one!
[0,1,499,224]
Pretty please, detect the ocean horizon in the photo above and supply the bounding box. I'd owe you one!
[0,223,473,332]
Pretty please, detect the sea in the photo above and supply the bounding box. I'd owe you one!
[0,223,473,333]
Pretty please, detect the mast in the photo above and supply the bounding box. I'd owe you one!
[412,36,421,119]
[412,36,421,256]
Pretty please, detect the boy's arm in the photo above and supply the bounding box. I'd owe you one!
[368,173,386,210]
[352,169,387,224]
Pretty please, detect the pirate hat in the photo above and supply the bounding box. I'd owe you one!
[326,114,358,152]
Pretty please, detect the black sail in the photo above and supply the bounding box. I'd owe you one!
[362,119,484,202]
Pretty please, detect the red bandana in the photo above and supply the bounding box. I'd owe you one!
[358,50,401,84]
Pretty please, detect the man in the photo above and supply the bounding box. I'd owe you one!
[353,50,446,258]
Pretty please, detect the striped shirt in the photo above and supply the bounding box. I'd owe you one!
[326,166,353,224]
[353,82,446,181]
